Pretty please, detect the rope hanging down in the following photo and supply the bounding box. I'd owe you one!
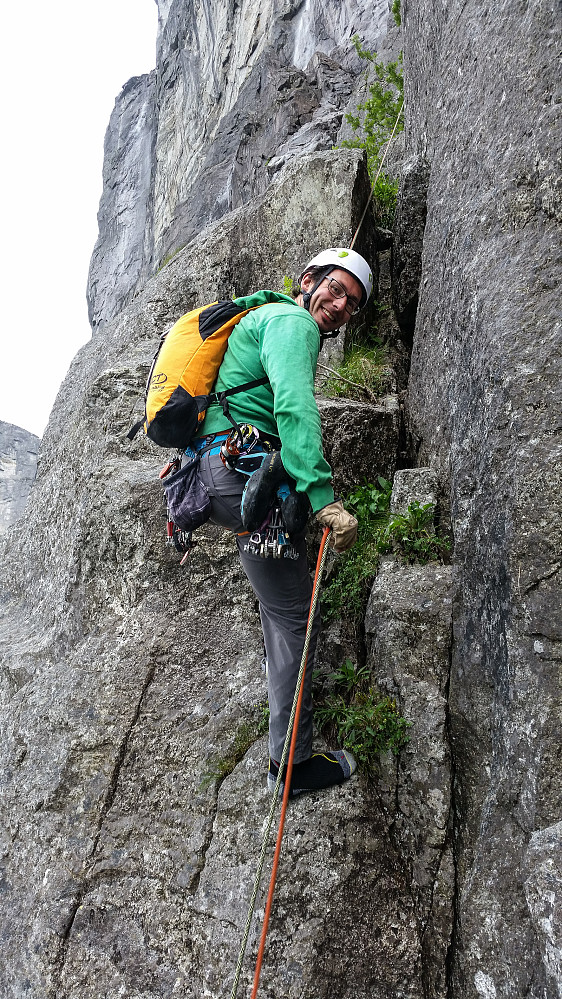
[229,527,332,999]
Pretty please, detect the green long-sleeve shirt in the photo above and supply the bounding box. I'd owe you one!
[199,292,335,512]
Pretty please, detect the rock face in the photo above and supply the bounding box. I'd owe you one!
[87,0,389,329]
[400,0,562,996]
[0,149,406,999]
[1,0,560,997]
[0,421,40,534]
[86,73,157,336]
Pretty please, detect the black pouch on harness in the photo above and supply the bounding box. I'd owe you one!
[163,458,211,532]
[241,451,311,534]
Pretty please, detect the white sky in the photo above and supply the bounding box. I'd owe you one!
[0,1,158,438]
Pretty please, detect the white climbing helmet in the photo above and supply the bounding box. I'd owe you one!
[300,247,373,308]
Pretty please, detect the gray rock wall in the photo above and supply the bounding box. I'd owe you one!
[0,421,40,535]
[400,0,561,995]
[87,0,390,329]
[0,150,410,999]
[1,1,560,996]
[87,73,157,333]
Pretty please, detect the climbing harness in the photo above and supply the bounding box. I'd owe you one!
[229,528,331,999]
[220,427,303,559]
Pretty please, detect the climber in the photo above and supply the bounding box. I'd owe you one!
[194,247,373,796]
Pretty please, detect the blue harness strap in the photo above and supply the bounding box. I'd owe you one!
[185,431,231,461]
[186,429,278,476]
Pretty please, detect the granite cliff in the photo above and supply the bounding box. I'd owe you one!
[0,1,560,997]
[86,0,393,329]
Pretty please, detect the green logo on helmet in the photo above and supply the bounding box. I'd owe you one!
[337,250,349,258]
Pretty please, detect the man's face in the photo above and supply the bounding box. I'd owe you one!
[301,268,363,333]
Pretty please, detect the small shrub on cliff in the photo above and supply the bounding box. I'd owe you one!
[315,659,410,773]
[281,274,295,297]
[384,501,450,563]
[322,478,392,621]
[322,484,450,623]
[340,36,404,226]
[323,338,392,402]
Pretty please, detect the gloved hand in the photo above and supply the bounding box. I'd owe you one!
[315,500,358,552]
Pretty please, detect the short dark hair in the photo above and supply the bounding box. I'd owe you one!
[293,265,333,299]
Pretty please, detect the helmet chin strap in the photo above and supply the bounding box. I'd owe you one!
[319,328,341,347]
[301,266,342,346]
[301,266,333,313]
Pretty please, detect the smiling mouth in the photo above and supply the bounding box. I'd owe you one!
[321,306,337,322]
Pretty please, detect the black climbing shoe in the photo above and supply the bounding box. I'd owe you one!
[267,751,357,797]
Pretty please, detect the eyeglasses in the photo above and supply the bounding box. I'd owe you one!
[325,277,361,316]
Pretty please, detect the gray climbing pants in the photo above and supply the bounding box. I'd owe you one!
[198,450,320,765]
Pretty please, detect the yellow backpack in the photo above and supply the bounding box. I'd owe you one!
[128,291,289,449]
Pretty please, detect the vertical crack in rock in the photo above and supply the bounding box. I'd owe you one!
[189,728,266,896]
[188,787,221,897]
[50,660,158,993]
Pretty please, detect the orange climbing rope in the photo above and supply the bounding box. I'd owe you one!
[250,527,331,997]
[229,528,331,999]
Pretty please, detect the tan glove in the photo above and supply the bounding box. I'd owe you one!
[315,500,358,553]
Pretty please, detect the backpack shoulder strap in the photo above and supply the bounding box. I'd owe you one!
[209,375,269,403]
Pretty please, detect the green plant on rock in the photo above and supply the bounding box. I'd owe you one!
[315,659,410,774]
[281,274,294,297]
[392,0,401,27]
[157,246,185,273]
[322,477,392,622]
[322,483,450,623]
[384,501,450,563]
[347,478,393,521]
[323,337,391,402]
[371,174,400,228]
[340,35,404,226]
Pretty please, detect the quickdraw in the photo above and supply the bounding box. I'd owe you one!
[243,499,299,561]
[219,423,280,476]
